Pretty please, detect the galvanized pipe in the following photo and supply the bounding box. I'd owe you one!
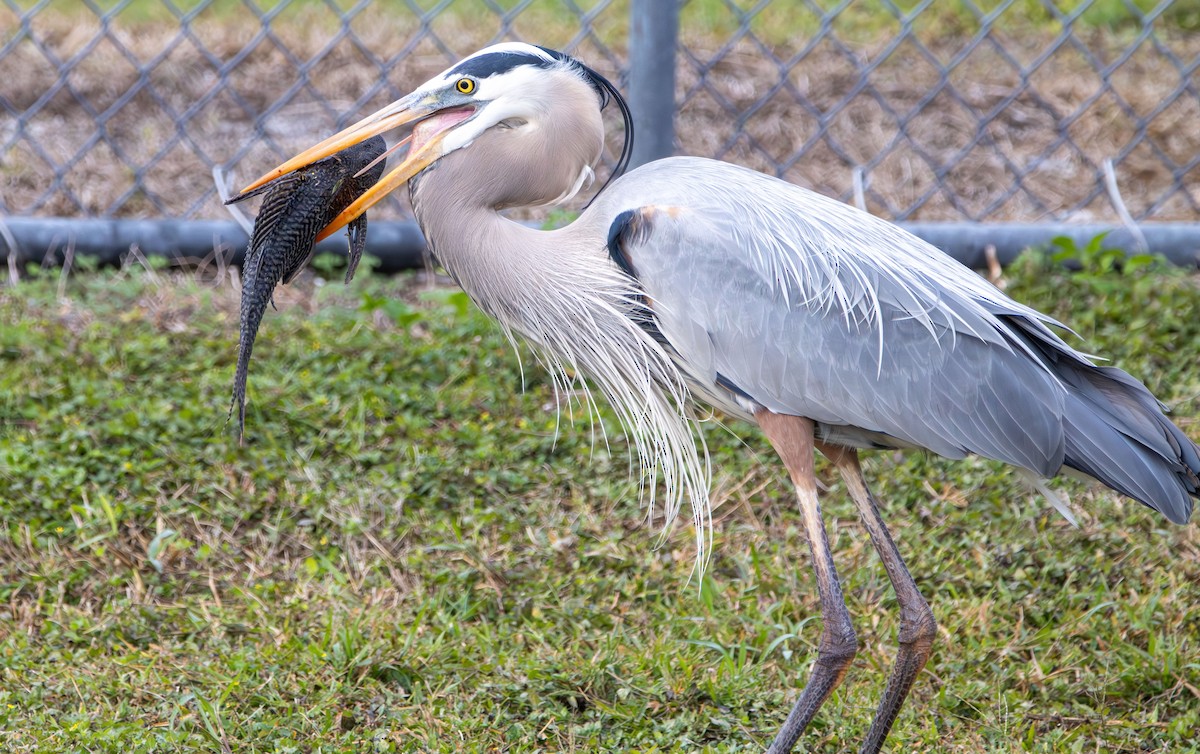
[905,223,1200,268]
[0,217,426,274]
[2,218,1198,273]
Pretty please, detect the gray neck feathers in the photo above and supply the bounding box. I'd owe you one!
[409,137,713,573]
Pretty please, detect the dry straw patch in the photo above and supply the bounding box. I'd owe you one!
[678,33,1200,222]
[2,8,1198,223]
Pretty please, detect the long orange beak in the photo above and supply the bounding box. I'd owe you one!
[232,95,475,242]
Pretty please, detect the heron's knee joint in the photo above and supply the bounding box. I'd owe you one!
[898,605,936,647]
[818,627,858,665]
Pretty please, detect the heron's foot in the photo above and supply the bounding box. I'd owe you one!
[764,626,858,754]
[858,606,936,754]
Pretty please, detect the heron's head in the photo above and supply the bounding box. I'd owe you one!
[232,43,632,240]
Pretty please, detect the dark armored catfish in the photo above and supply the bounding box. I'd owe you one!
[225,136,388,441]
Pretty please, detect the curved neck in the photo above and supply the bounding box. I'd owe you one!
[408,66,607,281]
[408,154,711,571]
[411,159,610,322]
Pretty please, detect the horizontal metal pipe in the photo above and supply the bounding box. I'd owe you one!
[3,218,1199,273]
[903,222,1200,268]
[0,217,426,274]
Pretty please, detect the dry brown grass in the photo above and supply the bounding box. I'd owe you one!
[2,7,1198,224]
[678,32,1200,222]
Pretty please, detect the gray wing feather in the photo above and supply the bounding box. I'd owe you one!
[601,157,1072,476]
[595,156,1196,521]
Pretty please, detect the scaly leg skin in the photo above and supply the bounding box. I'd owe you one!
[819,444,937,754]
[756,411,858,754]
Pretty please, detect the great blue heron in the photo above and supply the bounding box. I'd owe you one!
[230,43,1198,753]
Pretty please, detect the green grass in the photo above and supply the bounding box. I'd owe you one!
[2,251,1199,753]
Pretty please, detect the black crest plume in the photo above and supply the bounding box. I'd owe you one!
[534,46,635,196]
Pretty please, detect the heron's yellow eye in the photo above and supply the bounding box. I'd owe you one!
[456,78,476,95]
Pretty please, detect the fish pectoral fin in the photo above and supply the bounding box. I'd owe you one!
[345,214,368,284]
[225,180,276,205]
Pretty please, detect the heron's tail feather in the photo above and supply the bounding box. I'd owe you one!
[1002,314,1198,524]
[1058,366,1198,524]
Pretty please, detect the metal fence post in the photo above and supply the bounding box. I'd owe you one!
[628,0,680,168]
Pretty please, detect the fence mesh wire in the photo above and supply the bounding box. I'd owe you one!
[2,0,1197,225]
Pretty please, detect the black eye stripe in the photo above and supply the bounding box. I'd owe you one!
[449,52,552,80]
[447,48,608,107]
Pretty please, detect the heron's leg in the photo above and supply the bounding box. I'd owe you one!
[756,411,858,754]
[819,444,937,754]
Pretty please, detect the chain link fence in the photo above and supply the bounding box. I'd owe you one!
[2,0,1198,231]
